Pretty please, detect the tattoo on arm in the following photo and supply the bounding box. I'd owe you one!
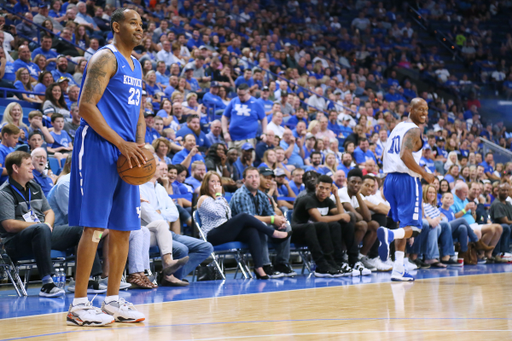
[136,121,143,142]
[403,128,420,152]
[81,51,115,104]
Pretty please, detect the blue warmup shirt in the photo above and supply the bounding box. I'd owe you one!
[78,44,143,142]
[223,96,265,141]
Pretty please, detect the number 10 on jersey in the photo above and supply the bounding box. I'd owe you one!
[388,136,400,154]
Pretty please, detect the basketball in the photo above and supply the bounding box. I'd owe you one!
[117,148,157,185]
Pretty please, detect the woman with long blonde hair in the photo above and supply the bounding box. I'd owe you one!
[260,149,277,169]
[323,152,338,176]
[1,102,29,143]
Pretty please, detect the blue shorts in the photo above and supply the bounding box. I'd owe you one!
[68,126,141,231]
[383,172,422,232]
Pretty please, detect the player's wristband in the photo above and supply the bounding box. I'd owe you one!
[461,209,467,215]
[215,192,222,197]
[271,216,275,224]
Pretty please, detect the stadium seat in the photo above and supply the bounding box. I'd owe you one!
[48,157,61,176]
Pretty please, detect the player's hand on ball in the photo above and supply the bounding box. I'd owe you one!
[119,142,147,168]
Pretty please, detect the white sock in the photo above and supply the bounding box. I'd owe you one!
[394,251,405,273]
[393,228,405,239]
[73,297,88,306]
[105,295,119,304]
[358,253,363,260]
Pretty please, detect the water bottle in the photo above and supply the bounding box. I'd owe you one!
[52,271,60,286]
[60,268,67,288]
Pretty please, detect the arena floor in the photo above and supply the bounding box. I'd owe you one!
[1,265,512,340]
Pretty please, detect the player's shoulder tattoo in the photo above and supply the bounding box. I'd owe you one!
[81,50,116,104]
[403,127,420,151]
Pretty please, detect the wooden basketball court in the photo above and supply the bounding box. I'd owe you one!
[1,270,511,340]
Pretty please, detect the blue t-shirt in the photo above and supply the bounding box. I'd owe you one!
[34,82,47,94]
[233,158,253,180]
[52,69,78,86]
[286,116,308,130]
[439,207,455,222]
[186,78,201,92]
[353,146,376,164]
[31,47,58,71]
[13,59,40,79]
[289,181,304,196]
[49,130,71,148]
[202,92,227,110]
[277,183,289,197]
[451,195,475,224]
[0,144,15,184]
[164,85,175,98]
[305,165,330,175]
[234,76,254,88]
[3,61,16,82]
[257,98,273,114]
[175,126,211,148]
[185,176,202,192]
[145,126,160,145]
[420,157,436,173]
[173,180,190,194]
[279,140,304,166]
[222,96,265,141]
[171,148,205,173]
[32,169,54,197]
[337,164,353,175]
[479,161,494,175]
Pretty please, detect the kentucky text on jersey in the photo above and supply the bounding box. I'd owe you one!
[123,75,142,88]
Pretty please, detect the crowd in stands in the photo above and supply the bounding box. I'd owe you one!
[0,0,512,295]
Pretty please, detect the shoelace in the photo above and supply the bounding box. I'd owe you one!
[117,298,135,312]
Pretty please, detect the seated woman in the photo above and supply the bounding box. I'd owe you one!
[152,137,173,165]
[14,68,42,103]
[157,98,180,131]
[145,70,164,105]
[42,83,70,119]
[33,54,48,73]
[34,71,54,102]
[259,149,277,170]
[444,164,464,190]
[127,226,156,289]
[1,102,29,144]
[204,143,237,191]
[423,185,458,266]
[197,171,290,279]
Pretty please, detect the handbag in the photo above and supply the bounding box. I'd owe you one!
[455,242,478,265]
[196,263,224,281]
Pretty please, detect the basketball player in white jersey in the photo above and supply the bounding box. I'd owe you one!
[377,98,436,281]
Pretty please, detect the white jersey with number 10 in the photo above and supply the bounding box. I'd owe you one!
[383,121,423,178]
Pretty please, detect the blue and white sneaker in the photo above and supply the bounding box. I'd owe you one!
[377,227,395,262]
[391,270,415,282]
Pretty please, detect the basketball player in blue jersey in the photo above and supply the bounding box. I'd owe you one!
[66,9,148,326]
[377,98,436,282]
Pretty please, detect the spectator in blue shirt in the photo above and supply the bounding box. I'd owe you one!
[227,38,242,55]
[234,68,258,92]
[384,86,406,103]
[143,110,160,145]
[13,0,29,15]
[480,152,500,181]
[31,36,58,72]
[51,56,77,86]
[222,84,267,148]
[337,152,354,175]
[233,143,254,180]
[13,45,40,81]
[172,134,205,173]
[353,138,376,165]
[186,29,203,51]
[0,124,20,184]
[280,128,305,167]
[286,107,308,130]
[48,113,72,153]
[420,147,437,174]
[184,161,205,193]
[305,151,330,175]
[175,114,211,150]
[30,147,54,197]
[256,86,274,115]
[387,70,399,87]
[183,66,201,92]
[288,168,305,195]
[202,81,226,113]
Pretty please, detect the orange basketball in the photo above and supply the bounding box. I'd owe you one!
[117,148,157,185]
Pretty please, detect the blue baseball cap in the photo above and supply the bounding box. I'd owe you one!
[241,143,254,151]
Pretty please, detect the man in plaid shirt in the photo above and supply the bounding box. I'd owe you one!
[230,167,295,277]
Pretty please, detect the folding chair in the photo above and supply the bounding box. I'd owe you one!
[0,240,27,296]
[193,211,253,279]
[285,210,314,274]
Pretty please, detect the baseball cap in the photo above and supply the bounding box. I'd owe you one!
[262,86,270,91]
[57,76,70,83]
[210,81,220,87]
[284,42,292,47]
[281,91,289,97]
[184,66,194,72]
[39,3,49,8]
[437,137,445,142]
[274,168,286,177]
[199,45,208,50]
[305,133,316,140]
[258,167,274,176]
[144,109,156,117]
[343,115,351,121]
[241,142,254,151]
[141,90,147,96]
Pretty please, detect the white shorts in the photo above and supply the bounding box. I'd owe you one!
[470,223,482,232]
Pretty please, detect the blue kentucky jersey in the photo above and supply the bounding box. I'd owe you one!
[223,96,265,141]
[78,44,142,142]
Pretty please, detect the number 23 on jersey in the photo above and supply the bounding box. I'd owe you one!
[128,87,141,106]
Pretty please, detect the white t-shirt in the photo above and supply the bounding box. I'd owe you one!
[507,197,512,205]
[267,121,285,138]
[362,190,390,215]
[331,187,359,209]
[2,30,14,55]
